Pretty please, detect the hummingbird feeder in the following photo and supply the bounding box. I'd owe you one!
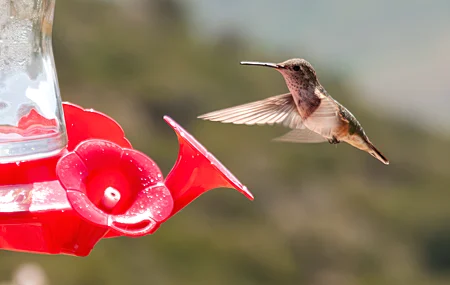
[0,0,253,257]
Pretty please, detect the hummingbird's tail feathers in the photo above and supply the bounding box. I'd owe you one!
[272,129,328,143]
[367,143,389,165]
[197,93,304,129]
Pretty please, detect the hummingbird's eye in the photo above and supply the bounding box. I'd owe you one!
[293,65,300,71]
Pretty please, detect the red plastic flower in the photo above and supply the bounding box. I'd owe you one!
[56,139,173,237]
[62,102,131,151]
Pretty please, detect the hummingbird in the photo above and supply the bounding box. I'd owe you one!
[197,58,389,165]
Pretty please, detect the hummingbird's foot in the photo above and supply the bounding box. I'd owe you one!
[328,137,340,145]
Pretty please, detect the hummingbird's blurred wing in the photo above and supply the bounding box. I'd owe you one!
[197,93,304,129]
[272,129,328,143]
[303,95,342,138]
[273,94,341,143]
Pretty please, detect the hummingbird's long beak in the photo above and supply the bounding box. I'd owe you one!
[240,61,284,69]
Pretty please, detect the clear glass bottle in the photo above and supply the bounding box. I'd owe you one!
[0,0,67,163]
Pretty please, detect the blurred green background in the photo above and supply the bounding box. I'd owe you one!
[2,0,450,284]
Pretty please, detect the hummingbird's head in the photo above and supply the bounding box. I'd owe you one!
[240,58,319,91]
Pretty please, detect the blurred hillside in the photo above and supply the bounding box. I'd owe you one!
[1,1,450,285]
